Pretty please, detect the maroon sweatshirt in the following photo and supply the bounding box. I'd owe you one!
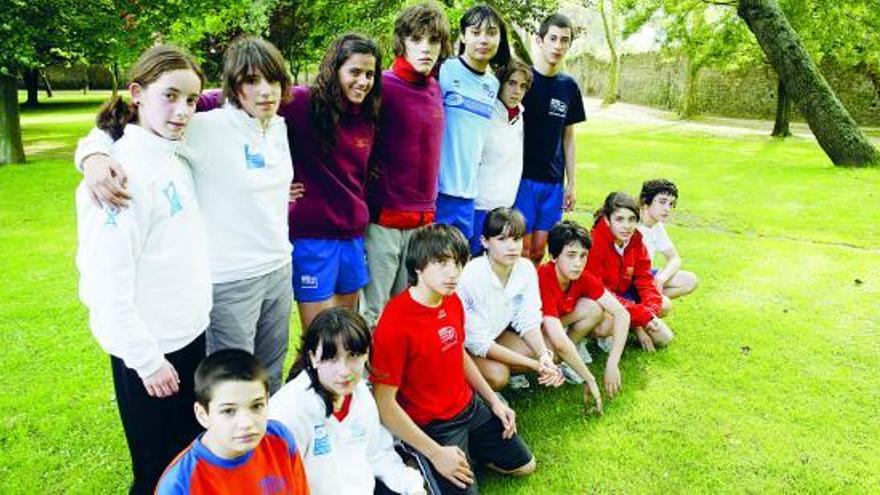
[367,60,444,215]
[285,86,374,239]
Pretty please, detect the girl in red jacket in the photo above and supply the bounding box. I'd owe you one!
[586,192,673,352]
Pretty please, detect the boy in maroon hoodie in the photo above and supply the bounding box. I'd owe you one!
[586,192,673,352]
[361,3,454,328]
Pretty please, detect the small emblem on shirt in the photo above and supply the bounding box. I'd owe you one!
[162,182,183,216]
[349,422,367,439]
[438,308,447,319]
[314,424,332,455]
[512,294,524,308]
[626,267,634,276]
[549,98,568,118]
[444,92,465,106]
[300,274,318,289]
[462,294,476,313]
[438,325,458,352]
[259,475,288,495]
[244,144,266,169]
[104,206,119,226]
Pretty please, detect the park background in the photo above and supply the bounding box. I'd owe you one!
[1,0,879,492]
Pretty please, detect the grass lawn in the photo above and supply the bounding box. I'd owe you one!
[2,91,878,493]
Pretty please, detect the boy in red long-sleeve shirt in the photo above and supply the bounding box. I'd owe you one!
[586,192,673,352]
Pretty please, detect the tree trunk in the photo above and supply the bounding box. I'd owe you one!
[110,62,119,97]
[738,0,879,166]
[0,74,26,165]
[23,68,39,106]
[39,71,53,98]
[599,0,620,106]
[680,60,701,118]
[508,25,532,66]
[771,78,791,137]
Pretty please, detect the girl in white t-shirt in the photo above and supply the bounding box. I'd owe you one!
[637,179,699,299]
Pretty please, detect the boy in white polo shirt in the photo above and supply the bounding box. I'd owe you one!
[469,60,532,256]
[637,179,699,300]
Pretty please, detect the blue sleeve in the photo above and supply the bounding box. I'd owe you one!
[266,419,300,457]
[155,451,198,495]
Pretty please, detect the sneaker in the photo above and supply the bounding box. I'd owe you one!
[508,374,530,390]
[577,340,593,364]
[597,336,613,354]
[559,363,584,385]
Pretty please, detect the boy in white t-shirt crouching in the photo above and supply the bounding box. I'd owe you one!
[637,179,698,300]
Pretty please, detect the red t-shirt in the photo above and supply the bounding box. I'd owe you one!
[370,289,473,426]
[538,261,605,318]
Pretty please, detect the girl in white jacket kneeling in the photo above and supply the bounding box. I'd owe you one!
[269,307,425,495]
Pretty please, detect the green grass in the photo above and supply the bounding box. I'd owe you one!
[2,91,879,493]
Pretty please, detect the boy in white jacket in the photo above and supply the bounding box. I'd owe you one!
[269,307,425,495]
[76,45,211,494]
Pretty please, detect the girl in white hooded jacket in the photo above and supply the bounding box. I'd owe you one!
[269,307,425,495]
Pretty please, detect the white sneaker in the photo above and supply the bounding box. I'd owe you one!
[508,374,530,390]
[577,340,593,364]
[597,336,613,354]
[559,363,584,384]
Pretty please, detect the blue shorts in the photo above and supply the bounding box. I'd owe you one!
[435,193,476,240]
[469,209,489,256]
[513,179,564,233]
[291,237,369,302]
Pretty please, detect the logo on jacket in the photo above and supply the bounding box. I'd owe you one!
[104,206,120,226]
[313,424,332,455]
[549,98,568,118]
[244,144,266,169]
[300,274,318,290]
[162,182,183,216]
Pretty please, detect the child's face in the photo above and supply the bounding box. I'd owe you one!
[310,340,367,399]
[131,69,201,140]
[417,258,462,297]
[338,53,377,105]
[555,242,588,282]
[608,208,638,245]
[195,380,269,459]
[460,20,500,66]
[536,25,572,67]
[404,33,442,75]
[236,71,282,122]
[644,193,677,223]
[499,71,530,108]
[482,230,523,268]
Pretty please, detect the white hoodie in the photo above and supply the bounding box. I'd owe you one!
[269,372,424,495]
[75,104,293,283]
[76,124,211,378]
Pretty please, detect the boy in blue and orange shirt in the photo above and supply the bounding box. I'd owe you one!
[156,349,309,494]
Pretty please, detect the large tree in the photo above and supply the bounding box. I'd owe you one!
[737,0,879,166]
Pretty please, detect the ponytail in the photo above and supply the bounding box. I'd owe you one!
[96,96,136,140]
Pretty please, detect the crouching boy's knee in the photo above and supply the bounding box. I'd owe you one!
[490,456,536,477]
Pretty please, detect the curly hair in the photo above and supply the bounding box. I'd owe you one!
[309,33,383,153]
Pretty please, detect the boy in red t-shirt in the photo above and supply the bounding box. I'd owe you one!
[371,224,535,494]
[156,350,309,495]
[539,220,632,398]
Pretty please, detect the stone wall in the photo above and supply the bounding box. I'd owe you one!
[568,52,880,126]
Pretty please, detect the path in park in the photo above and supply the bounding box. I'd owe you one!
[581,96,880,142]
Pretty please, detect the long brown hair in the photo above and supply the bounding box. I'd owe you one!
[594,191,640,227]
[309,33,382,153]
[96,45,205,140]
